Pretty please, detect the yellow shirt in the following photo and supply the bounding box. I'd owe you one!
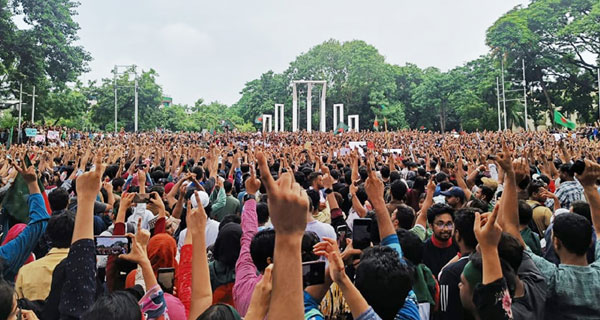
[15,248,69,300]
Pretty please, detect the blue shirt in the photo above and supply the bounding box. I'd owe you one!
[0,193,50,280]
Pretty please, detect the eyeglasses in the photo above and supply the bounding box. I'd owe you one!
[434,222,454,229]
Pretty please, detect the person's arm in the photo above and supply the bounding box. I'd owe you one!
[186,193,213,319]
[495,142,525,247]
[59,155,104,318]
[120,219,167,320]
[233,166,261,316]
[314,238,372,319]
[363,158,395,241]
[0,161,50,279]
[245,265,274,320]
[349,182,367,218]
[257,152,307,320]
[474,208,503,285]
[103,180,116,207]
[455,162,473,200]
[210,178,227,212]
[577,160,600,239]
[138,169,147,194]
[148,191,167,235]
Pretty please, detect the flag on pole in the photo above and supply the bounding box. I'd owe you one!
[373,116,380,131]
[419,125,426,130]
[553,110,576,130]
[334,122,349,135]
[254,116,263,124]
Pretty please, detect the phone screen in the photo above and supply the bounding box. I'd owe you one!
[133,193,152,203]
[95,236,131,255]
[337,225,349,251]
[302,261,325,287]
[157,268,175,294]
[352,218,372,250]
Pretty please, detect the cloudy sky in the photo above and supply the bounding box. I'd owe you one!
[74,0,528,106]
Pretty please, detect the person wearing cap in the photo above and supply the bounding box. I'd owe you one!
[441,186,466,209]
[177,190,220,249]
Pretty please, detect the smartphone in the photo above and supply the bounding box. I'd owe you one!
[337,225,349,251]
[572,159,585,175]
[95,236,131,256]
[302,261,325,287]
[352,218,372,250]
[157,267,175,294]
[133,193,153,203]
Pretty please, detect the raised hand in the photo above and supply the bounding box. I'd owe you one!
[576,159,600,188]
[513,157,529,184]
[76,154,105,201]
[245,163,261,195]
[313,237,347,284]
[257,151,308,236]
[495,140,513,173]
[148,191,166,216]
[119,218,151,264]
[364,160,384,206]
[187,195,208,237]
[474,205,502,250]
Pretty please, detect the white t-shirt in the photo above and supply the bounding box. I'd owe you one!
[177,218,220,249]
[305,220,336,241]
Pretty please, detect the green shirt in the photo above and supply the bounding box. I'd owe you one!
[526,239,600,319]
[521,227,542,256]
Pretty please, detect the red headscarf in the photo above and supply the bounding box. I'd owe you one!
[2,224,35,265]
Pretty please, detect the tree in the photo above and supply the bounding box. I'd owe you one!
[88,69,163,131]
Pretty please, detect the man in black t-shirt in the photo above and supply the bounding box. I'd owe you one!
[438,208,478,320]
[422,203,459,278]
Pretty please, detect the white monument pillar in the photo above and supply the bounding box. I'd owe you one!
[262,114,273,132]
[333,104,344,130]
[274,104,284,132]
[348,115,359,132]
[306,83,312,132]
[320,84,327,132]
[292,84,298,132]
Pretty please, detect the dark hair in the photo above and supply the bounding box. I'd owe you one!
[390,180,407,201]
[396,229,423,264]
[307,189,320,213]
[438,181,454,192]
[358,166,368,181]
[380,166,390,179]
[307,172,322,187]
[454,208,478,249]
[466,199,488,212]
[330,169,340,180]
[191,166,205,181]
[412,176,426,193]
[468,251,518,297]
[497,232,524,272]
[219,214,241,230]
[223,180,233,194]
[0,280,14,320]
[355,246,413,320]
[256,202,269,225]
[518,200,533,226]
[48,188,69,212]
[149,185,165,199]
[571,200,592,223]
[426,203,455,224]
[150,170,166,184]
[553,213,593,256]
[104,164,119,180]
[559,163,573,176]
[196,304,240,320]
[302,231,320,262]
[250,229,276,272]
[46,211,76,249]
[394,205,415,230]
[83,291,141,320]
[112,177,125,191]
[479,185,494,202]
[355,186,368,205]
[527,180,545,197]
[390,171,401,183]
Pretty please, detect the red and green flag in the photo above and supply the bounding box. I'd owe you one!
[334,122,349,135]
[254,115,263,124]
[553,110,576,130]
[373,116,380,131]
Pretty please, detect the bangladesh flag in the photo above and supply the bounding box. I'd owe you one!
[254,116,263,124]
[373,116,380,131]
[419,125,426,130]
[553,110,576,130]
[334,122,349,135]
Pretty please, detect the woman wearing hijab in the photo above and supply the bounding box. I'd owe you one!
[209,222,242,306]
[125,233,186,320]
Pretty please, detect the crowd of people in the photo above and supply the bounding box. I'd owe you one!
[0,127,600,320]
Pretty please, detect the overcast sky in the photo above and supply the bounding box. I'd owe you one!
[74,0,528,106]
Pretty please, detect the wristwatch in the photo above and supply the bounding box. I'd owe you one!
[244,193,256,202]
[324,188,333,195]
